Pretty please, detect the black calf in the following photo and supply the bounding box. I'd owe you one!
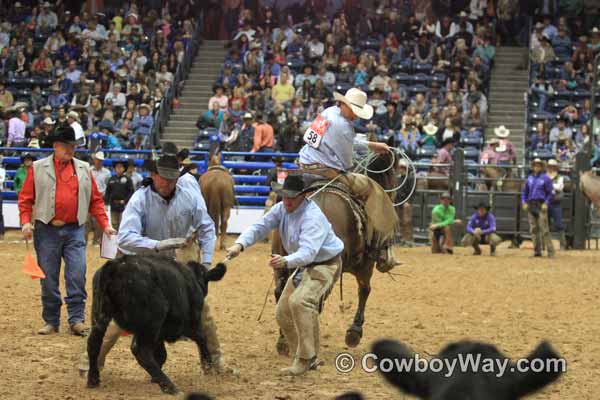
[87,255,226,395]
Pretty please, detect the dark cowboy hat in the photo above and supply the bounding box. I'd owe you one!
[156,154,180,180]
[113,159,129,168]
[271,175,305,198]
[272,154,285,163]
[474,201,490,211]
[50,126,79,145]
[177,148,190,160]
[20,153,37,163]
[161,141,179,156]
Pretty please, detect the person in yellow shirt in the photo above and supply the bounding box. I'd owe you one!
[272,70,295,105]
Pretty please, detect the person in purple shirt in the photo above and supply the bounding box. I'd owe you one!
[461,202,502,256]
[521,158,555,258]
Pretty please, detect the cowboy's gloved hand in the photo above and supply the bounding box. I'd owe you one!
[226,243,243,259]
[522,203,528,211]
[541,203,548,211]
[156,238,187,252]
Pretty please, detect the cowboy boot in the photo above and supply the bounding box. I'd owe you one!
[376,245,401,273]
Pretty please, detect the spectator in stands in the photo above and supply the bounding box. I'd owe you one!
[546,159,567,250]
[530,76,554,112]
[420,122,438,147]
[104,83,126,108]
[67,111,85,146]
[7,108,27,147]
[126,159,143,190]
[392,115,421,155]
[480,137,499,164]
[369,65,391,92]
[48,85,68,109]
[251,112,274,153]
[432,138,455,176]
[278,116,303,153]
[198,102,224,130]
[549,115,573,143]
[530,121,551,151]
[429,191,462,254]
[208,84,229,112]
[315,64,335,86]
[552,27,572,59]
[494,125,517,164]
[87,150,111,245]
[294,65,316,88]
[414,34,434,65]
[14,153,36,194]
[104,160,134,231]
[229,112,255,152]
[521,158,555,258]
[439,117,461,143]
[463,103,485,131]
[129,103,154,149]
[37,2,58,32]
[307,34,325,63]
[542,16,558,41]
[378,101,402,139]
[555,133,576,164]
[461,202,502,256]
[0,80,14,110]
[396,158,415,245]
[271,69,295,105]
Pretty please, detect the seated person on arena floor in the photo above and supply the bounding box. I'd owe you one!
[461,202,502,256]
[429,192,462,254]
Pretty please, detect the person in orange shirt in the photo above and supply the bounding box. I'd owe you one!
[18,126,115,336]
[251,112,274,153]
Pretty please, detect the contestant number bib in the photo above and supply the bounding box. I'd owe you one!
[303,115,330,149]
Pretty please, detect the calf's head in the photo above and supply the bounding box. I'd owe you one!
[371,339,563,400]
[187,261,226,296]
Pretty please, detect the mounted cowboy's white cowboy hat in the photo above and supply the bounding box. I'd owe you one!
[423,122,438,136]
[494,125,510,138]
[333,88,374,120]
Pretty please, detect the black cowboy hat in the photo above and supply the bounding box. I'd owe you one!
[20,153,36,163]
[271,175,305,198]
[177,148,190,160]
[50,126,79,145]
[113,159,129,169]
[156,154,180,180]
[474,201,490,211]
[162,141,179,156]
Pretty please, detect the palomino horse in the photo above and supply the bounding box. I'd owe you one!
[199,151,235,250]
[272,150,398,350]
[481,165,524,192]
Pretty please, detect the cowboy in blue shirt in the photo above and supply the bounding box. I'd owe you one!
[461,202,502,256]
[227,175,343,376]
[521,158,555,257]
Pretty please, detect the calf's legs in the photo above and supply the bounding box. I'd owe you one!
[131,335,178,394]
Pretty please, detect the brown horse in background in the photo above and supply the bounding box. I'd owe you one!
[272,150,398,350]
[199,151,235,250]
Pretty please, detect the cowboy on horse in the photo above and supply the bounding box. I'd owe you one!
[297,87,400,272]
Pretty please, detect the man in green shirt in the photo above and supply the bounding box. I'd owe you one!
[430,192,462,254]
[13,153,36,194]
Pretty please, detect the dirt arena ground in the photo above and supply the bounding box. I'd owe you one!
[1,231,598,400]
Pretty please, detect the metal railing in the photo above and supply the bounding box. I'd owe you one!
[523,16,533,165]
[150,16,204,148]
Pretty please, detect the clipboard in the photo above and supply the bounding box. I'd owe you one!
[100,232,118,259]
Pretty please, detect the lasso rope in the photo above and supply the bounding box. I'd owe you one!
[352,146,418,207]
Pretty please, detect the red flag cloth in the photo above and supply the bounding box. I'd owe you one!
[22,252,45,279]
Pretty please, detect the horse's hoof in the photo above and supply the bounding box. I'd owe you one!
[276,335,289,356]
[345,327,362,348]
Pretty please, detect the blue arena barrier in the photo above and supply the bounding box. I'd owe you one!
[234,185,271,194]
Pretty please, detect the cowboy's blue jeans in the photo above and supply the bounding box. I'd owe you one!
[34,222,87,327]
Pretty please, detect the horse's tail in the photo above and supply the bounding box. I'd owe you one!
[207,193,222,237]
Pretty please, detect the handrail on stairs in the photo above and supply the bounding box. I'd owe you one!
[522,16,533,168]
[151,11,204,148]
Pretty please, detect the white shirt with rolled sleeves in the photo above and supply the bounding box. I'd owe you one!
[298,106,369,172]
[117,181,216,263]
[235,200,344,269]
